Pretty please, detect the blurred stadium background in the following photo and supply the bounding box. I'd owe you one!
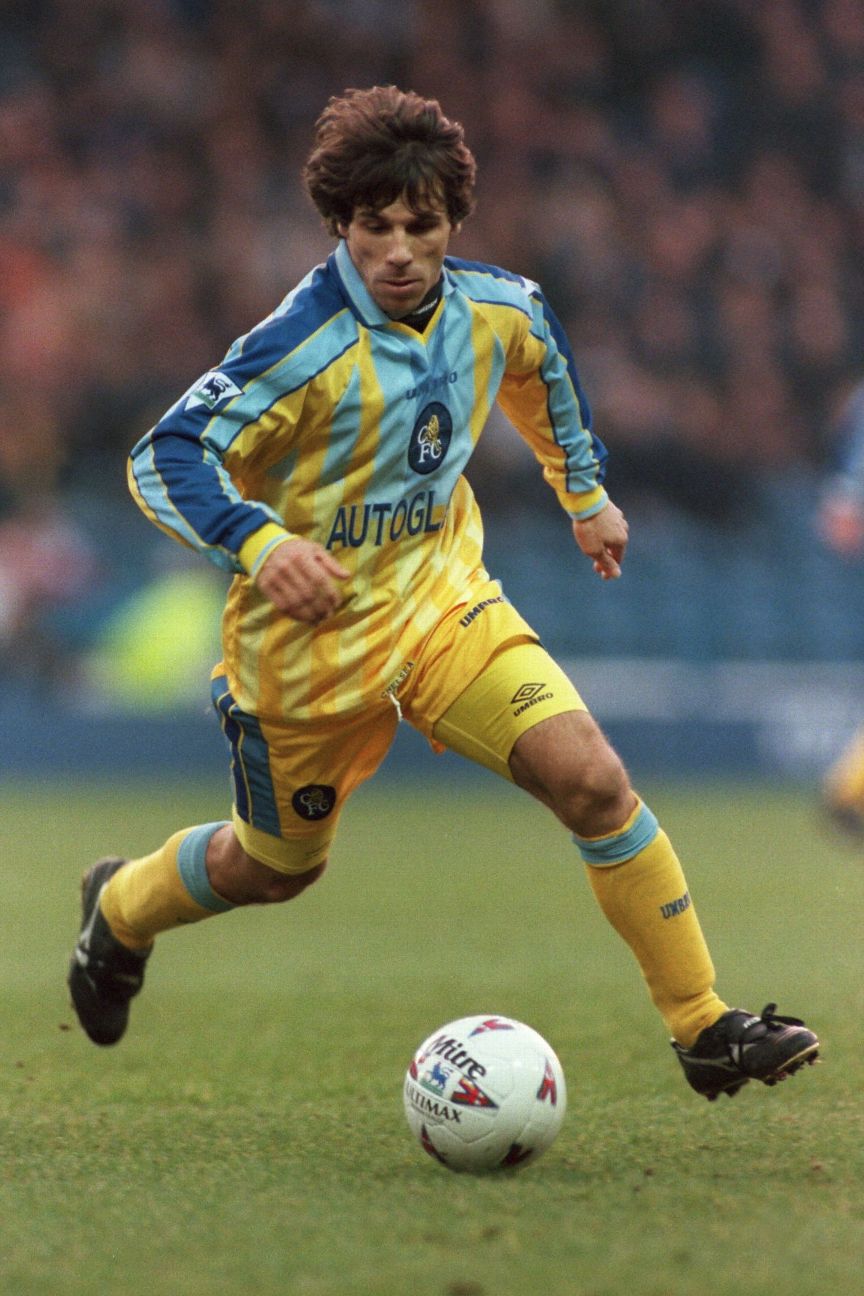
[2,0,864,785]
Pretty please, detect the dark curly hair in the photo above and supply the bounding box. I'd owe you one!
[303,86,476,234]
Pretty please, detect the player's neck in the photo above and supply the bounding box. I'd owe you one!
[393,278,443,332]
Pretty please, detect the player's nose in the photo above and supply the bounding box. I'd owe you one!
[386,229,412,264]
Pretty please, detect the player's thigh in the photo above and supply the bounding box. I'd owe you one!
[211,674,397,874]
[430,641,587,781]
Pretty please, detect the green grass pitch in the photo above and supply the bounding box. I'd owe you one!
[1,774,862,1296]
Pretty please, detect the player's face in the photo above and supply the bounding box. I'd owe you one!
[338,195,458,319]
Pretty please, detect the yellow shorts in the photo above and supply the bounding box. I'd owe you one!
[212,606,586,875]
[430,641,587,780]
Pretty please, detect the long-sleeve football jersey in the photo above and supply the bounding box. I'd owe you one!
[128,239,608,724]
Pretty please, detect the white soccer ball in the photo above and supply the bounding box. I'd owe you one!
[403,1014,567,1172]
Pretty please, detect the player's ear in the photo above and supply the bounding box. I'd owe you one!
[337,221,350,238]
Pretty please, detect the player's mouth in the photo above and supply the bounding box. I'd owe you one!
[380,277,421,295]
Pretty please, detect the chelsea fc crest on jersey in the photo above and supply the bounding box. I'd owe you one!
[408,402,453,474]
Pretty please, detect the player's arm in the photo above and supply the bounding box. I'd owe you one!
[128,327,307,579]
[127,429,291,574]
[497,285,622,577]
[130,415,350,622]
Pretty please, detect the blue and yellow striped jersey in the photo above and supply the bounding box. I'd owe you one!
[129,240,608,722]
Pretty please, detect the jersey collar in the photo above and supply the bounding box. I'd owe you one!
[333,238,454,328]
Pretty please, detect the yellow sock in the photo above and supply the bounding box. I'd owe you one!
[100,823,234,950]
[582,819,727,1047]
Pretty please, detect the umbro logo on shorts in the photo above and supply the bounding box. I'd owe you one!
[511,682,554,718]
[511,683,547,705]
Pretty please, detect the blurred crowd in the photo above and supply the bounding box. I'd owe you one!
[1,0,863,691]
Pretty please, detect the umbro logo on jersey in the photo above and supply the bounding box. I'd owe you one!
[185,370,243,411]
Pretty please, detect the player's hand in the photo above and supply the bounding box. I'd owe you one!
[818,496,864,558]
[572,500,629,580]
[255,538,350,623]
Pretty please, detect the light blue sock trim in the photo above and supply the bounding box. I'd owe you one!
[177,822,236,913]
[573,802,660,866]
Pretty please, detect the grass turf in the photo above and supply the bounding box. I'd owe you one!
[1,775,861,1296]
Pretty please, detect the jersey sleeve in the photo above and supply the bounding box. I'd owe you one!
[496,286,608,520]
[127,327,301,576]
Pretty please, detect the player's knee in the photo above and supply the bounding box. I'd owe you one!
[557,749,631,837]
[511,712,632,835]
[250,858,327,904]
[206,826,328,904]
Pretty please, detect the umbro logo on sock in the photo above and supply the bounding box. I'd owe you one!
[659,891,691,919]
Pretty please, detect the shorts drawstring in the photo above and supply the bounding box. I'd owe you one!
[386,688,403,722]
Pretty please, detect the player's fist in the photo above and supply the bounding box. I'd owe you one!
[255,538,349,623]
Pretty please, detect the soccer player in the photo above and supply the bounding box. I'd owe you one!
[68,86,819,1100]
[818,378,864,834]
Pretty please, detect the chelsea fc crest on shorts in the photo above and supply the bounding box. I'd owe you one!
[292,784,337,821]
[408,402,452,474]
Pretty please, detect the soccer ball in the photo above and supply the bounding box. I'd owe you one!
[403,1014,567,1172]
